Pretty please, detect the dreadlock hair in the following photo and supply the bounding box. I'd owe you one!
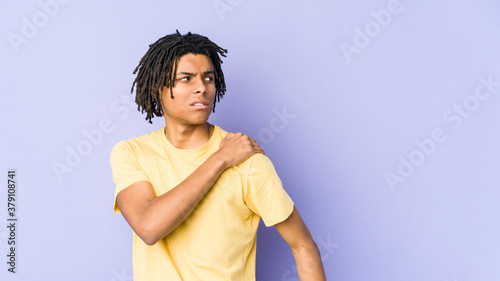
[131,30,228,124]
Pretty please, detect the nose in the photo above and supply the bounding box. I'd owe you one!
[194,76,207,95]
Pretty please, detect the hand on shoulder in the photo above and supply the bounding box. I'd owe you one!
[216,132,264,168]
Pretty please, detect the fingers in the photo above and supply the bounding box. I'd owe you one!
[217,132,265,167]
[223,132,243,143]
[248,136,265,155]
[224,132,244,140]
[223,132,264,154]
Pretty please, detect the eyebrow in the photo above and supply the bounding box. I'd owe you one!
[176,70,215,76]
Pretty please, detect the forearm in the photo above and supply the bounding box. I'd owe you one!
[292,242,327,281]
[139,151,229,244]
[118,132,262,245]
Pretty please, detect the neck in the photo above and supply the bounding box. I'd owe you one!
[164,122,214,149]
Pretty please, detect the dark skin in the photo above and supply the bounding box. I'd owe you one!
[117,53,326,280]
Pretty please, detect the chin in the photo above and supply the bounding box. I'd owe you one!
[187,118,210,126]
[191,114,211,124]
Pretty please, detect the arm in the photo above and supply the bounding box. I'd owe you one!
[275,206,326,281]
[116,132,263,245]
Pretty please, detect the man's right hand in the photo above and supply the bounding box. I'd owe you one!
[216,132,264,169]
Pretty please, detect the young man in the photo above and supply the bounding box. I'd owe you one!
[110,31,326,280]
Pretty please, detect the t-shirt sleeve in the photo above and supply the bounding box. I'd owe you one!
[245,154,294,227]
[110,141,150,213]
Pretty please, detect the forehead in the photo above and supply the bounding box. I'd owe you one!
[176,53,214,70]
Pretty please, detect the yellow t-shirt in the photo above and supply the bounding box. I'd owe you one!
[110,125,294,281]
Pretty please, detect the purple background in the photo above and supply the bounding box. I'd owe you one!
[1,0,500,280]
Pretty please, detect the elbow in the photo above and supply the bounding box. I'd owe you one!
[291,240,321,257]
[312,241,321,256]
[135,222,165,246]
[140,234,159,246]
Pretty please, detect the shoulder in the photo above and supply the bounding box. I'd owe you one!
[238,153,277,176]
[250,153,277,170]
[110,128,164,158]
[248,153,274,165]
[212,124,228,138]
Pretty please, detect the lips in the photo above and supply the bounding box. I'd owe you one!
[190,100,210,109]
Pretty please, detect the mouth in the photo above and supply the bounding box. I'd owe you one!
[190,100,210,109]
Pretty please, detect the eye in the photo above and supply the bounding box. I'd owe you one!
[179,76,190,82]
[204,76,214,82]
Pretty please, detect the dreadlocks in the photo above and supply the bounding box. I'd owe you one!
[131,30,228,124]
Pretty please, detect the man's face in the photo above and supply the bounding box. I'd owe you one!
[160,53,216,126]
